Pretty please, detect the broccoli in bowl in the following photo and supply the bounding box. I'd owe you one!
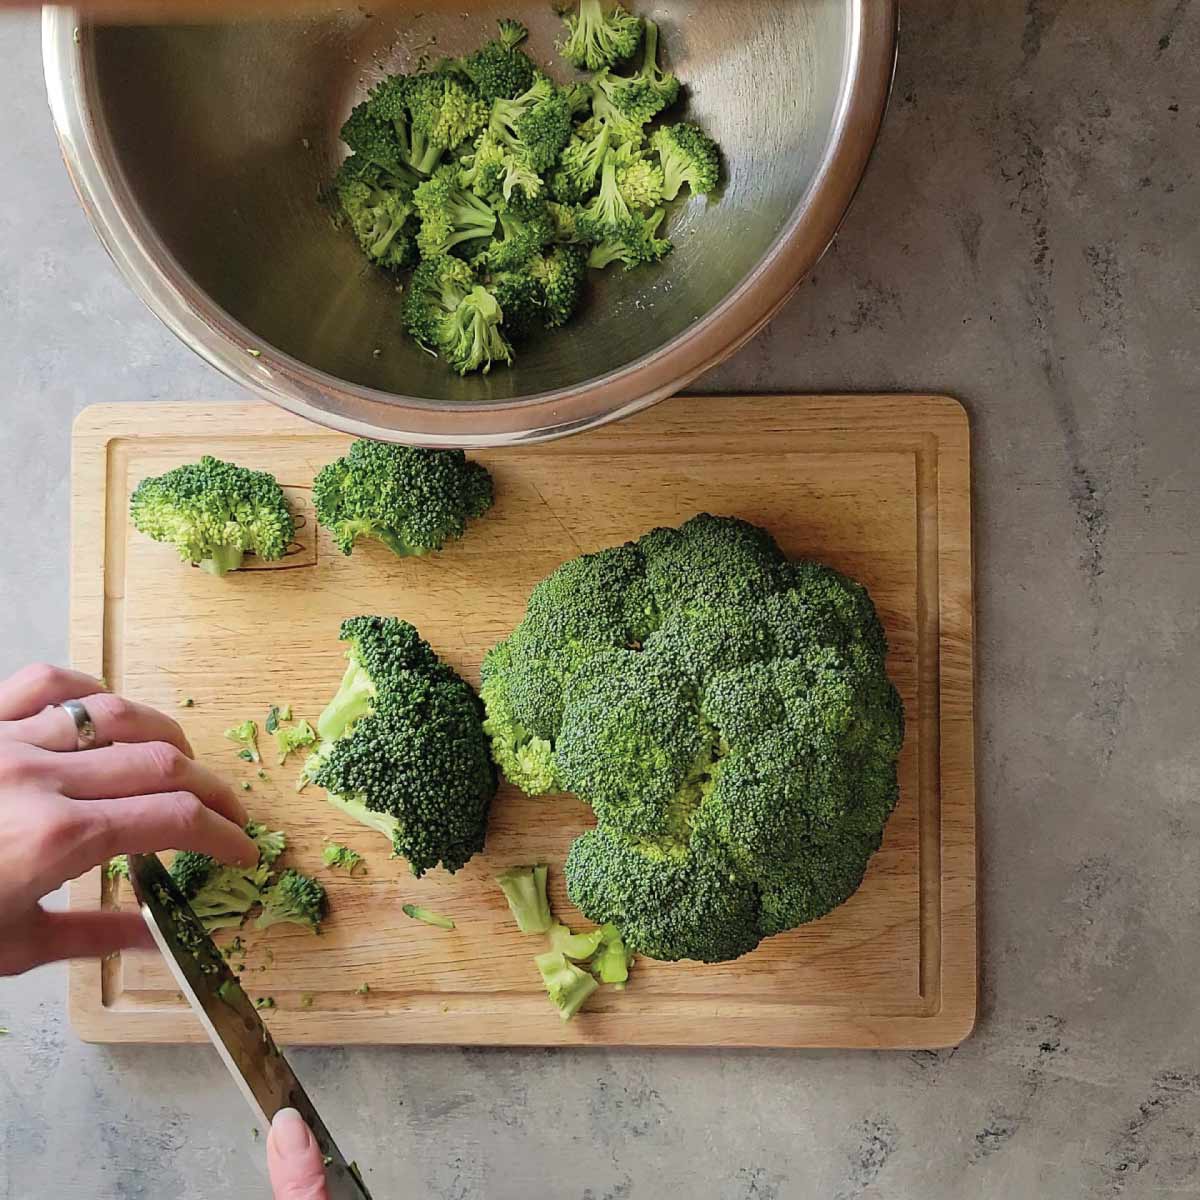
[480,514,904,964]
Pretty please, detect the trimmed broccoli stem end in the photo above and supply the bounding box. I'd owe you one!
[198,544,246,576]
[316,660,376,741]
[496,864,552,933]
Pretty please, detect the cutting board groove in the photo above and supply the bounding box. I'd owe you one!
[69,394,975,1048]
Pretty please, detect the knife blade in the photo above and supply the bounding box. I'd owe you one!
[127,852,373,1200]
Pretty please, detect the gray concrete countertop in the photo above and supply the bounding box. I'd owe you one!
[2,3,1198,1197]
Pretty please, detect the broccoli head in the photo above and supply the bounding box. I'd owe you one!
[651,122,721,201]
[256,870,327,933]
[314,439,494,559]
[130,456,294,576]
[301,616,497,876]
[558,0,643,71]
[481,514,904,962]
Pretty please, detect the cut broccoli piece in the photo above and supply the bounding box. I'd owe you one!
[275,719,317,765]
[322,843,365,875]
[130,456,294,576]
[402,904,456,930]
[302,616,496,876]
[255,870,327,933]
[314,439,494,558]
[495,864,552,933]
[224,720,261,764]
[558,0,643,71]
[535,950,599,1020]
[547,923,605,961]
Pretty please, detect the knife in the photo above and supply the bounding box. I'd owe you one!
[127,852,373,1200]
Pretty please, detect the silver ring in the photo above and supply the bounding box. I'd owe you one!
[58,699,98,751]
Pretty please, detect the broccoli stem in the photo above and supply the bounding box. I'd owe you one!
[199,544,246,576]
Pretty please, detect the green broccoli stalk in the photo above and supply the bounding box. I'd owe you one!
[535,950,599,1020]
[402,904,456,930]
[224,720,261,764]
[651,122,721,201]
[313,439,494,559]
[130,456,294,576]
[558,0,643,71]
[275,719,317,765]
[495,864,552,933]
[481,514,904,964]
[547,923,605,961]
[255,870,327,933]
[322,843,365,875]
[590,20,680,127]
[302,616,497,876]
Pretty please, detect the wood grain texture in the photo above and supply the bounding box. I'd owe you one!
[68,394,976,1048]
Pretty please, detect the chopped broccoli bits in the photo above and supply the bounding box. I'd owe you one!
[330,5,722,374]
[130,456,293,575]
[482,514,905,963]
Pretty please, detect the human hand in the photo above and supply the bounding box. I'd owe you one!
[268,1109,331,1200]
[0,663,258,976]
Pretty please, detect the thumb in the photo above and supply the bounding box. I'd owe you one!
[267,1109,329,1200]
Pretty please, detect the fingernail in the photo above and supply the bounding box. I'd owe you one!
[271,1108,311,1155]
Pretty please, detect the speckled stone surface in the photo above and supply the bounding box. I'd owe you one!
[2,2,1200,1197]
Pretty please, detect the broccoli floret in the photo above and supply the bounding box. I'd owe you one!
[460,18,536,103]
[535,950,599,1020]
[414,164,498,257]
[335,158,417,271]
[547,923,605,961]
[130,456,294,576]
[495,864,552,933]
[225,720,261,764]
[256,870,327,933]
[402,904,456,930]
[482,514,904,963]
[591,20,680,127]
[302,616,496,876]
[559,0,643,71]
[275,719,317,765]
[490,73,573,175]
[551,118,614,203]
[169,847,272,934]
[313,439,494,558]
[651,122,721,200]
[322,843,365,875]
[586,208,672,271]
[531,245,588,328]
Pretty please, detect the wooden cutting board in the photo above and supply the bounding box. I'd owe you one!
[68,394,975,1048]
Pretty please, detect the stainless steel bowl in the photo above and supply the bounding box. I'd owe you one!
[43,2,896,445]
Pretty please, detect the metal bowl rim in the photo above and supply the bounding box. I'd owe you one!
[42,3,898,447]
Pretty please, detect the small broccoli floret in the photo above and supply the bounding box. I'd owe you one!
[461,18,536,102]
[304,616,497,876]
[490,73,573,174]
[591,20,680,127]
[586,208,672,271]
[246,821,286,866]
[225,720,261,764]
[535,950,599,1020]
[651,122,721,200]
[255,870,327,933]
[335,158,417,271]
[483,514,904,963]
[495,864,552,933]
[559,0,643,71]
[414,164,498,257]
[169,849,271,934]
[531,245,588,328]
[322,843,365,875]
[275,719,317,765]
[547,923,605,961]
[402,904,456,930]
[313,439,494,559]
[130,456,294,576]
